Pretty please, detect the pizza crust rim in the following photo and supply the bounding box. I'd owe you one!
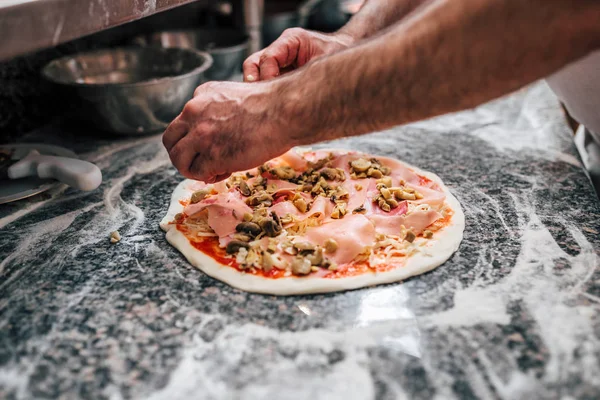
[160,151,465,296]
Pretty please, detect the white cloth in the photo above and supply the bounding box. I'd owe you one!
[547,51,600,143]
[547,51,600,196]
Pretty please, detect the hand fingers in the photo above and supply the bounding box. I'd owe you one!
[167,135,201,179]
[258,37,301,81]
[244,30,303,82]
[162,118,189,152]
[258,55,281,81]
[243,51,262,82]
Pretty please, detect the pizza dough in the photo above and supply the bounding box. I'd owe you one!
[160,149,465,295]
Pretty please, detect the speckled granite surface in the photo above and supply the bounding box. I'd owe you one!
[1,83,599,400]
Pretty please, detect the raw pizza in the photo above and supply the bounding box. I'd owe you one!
[160,149,464,295]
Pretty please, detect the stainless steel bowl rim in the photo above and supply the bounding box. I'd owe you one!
[41,47,213,89]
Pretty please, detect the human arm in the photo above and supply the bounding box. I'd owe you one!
[276,0,600,144]
[337,0,428,41]
[243,0,426,81]
[164,0,600,182]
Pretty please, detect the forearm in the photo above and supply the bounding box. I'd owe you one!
[278,0,600,143]
[338,0,429,41]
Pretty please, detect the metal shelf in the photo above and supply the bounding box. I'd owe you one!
[0,0,212,61]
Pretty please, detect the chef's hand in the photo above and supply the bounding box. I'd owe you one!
[243,28,353,82]
[163,81,294,183]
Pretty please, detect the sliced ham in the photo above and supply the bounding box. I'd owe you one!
[270,201,300,220]
[341,179,370,211]
[184,192,252,238]
[368,210,442,236]
[305,214,376,265]
[408,185,446,205]
[274,180,299,190]
[245,177,298,193]
[213,180,229,194]
[308,195,334,219]
[278,149,309,171]
[304,150,336,164]
[330,153,357,174]
[364,200,409,217]
[269,194,332,221]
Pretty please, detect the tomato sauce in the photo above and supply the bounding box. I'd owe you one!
[178,225,289,279]
[177,223,409,280]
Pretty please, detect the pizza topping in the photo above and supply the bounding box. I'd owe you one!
[377,177,393,188]
[305,247,324,266]
[232,233,253,242]
[253,175,267,189]
[405,230,416,243]
[380,186,392,200]
[311,177,332,196]
[258,214,283,237]
[320,167,346,182]
[191,189,210,204]
[300,183,313,193]
[263,252,285,271]
[282,241,297,255]
[236,221,262,237]
[368,209,442,236]
[324,238,338,253]
[391,186,423,201]
[226,240,250,254]
[267,238,278,253]
[176,150,453,279]
[367,168,383,179]
[330,203,347,219]
[246,190,273,207]
[352,205,366,214]
[355,246,373,263]
[305,214,376,264]
[377,197,392,212]
[293,197,308,213]
[331,186,350,202]
[294,241,316,251]
[291,257,312,275]
[307,153,334,170]
[245,247,262,267]
[279,149,309,170]
[349,157,391,180]
[280,214,294,225]
[271,166,296,180]
[350,158,371,173]
[238,180,252,196]
[320,167,338,181]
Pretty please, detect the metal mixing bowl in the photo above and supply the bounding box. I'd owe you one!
[41,47,213,135]
[134,29,249,81]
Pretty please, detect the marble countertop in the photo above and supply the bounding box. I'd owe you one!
[1,82,599,400]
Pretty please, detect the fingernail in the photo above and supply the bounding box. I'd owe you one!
[246,75,256,82]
